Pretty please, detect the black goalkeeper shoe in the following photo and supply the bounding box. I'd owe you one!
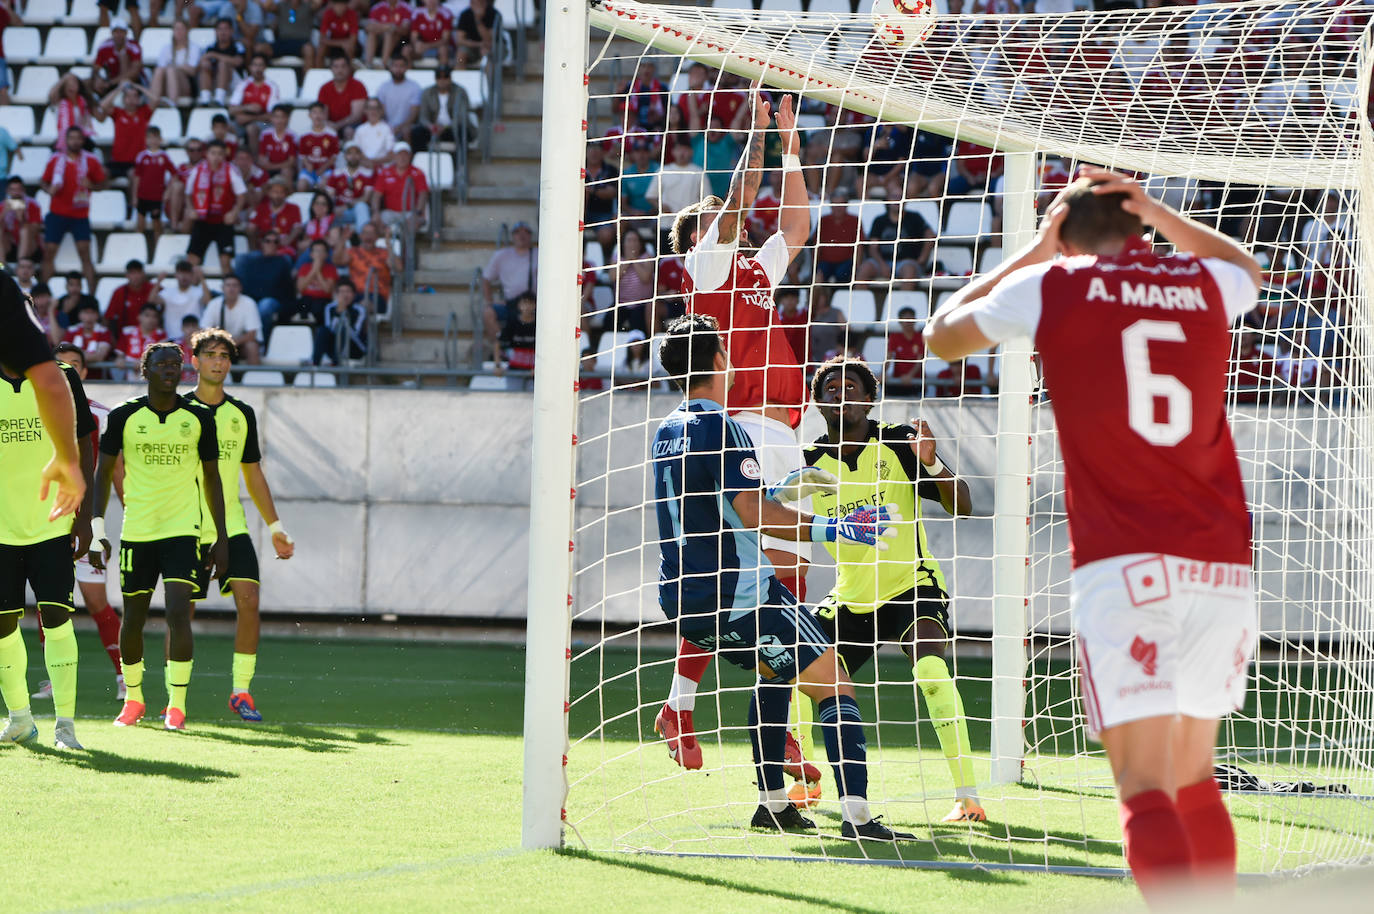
[750,804,816,831]
[841,817,917,841]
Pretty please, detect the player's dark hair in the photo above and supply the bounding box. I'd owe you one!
[207,139,227,152]
[140,340,184,378]
[1057,177,1145,253]
[670,195,724,255]
[139,302,161,316]
[211,113,229,127]
[811,355,878,404]
[146,125,162,137]
[898,307,916,319]
[658,313,724,394]
[191,327,237,359]
[65,270,82,283]
[126,259,145,272]
[336,278,356,294]
[53,341,86,368]
[272,103,291,116]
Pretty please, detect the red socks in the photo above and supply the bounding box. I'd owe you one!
[90,607,123,674]
[775,570,806,604]
[1176,777,1237,886]
[1120,789,1192,901]
[675,640,711,682]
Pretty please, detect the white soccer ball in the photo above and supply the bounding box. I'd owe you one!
[871,0,938,50]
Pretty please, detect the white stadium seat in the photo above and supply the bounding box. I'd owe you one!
[807,0,852,13]
[88,191,129,230]
[4,27,43,63]
[417,153,453,189]
[978,246,1003,273]
[20,1,63,26]
[139,28,172,65]
[832,288,879,325]
[98,233,151,274]
[265,325,315,365]
[95,277,124,311]
[166,147,189,168]
[296,69,331,104]
[904,199,941,232]
[151,234,192,271]
[287,191,314,214]
[0,108,36,144]
[849,199,887,236]
[186,108,230,141]
[64,0,102,25]
[12,148,51,184]
[861,336,887,371]
[265,67,300,102]
[53,235,98,273]
[241,370,287,386]
[92,114,117,145]
[355,70,388,96]
[34,108,59,146]
[287,108,313,135]
[886,290,930,324]
[945,201,992,239]
[411,70,436,91]
[43,27,91,64]
[188,28,215,49]
[293,370,337,387]
[469,375,518,391]
[711,0,755,11]
[491,0,529,29]
[149,107,184,142]
[936,245,974,276]
[13,66,60,105]
[451,71,487,109]
[90,27,112,51]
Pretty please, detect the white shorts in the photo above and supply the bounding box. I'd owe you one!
[730,410,806,560]
[74,554,106,585]
[1073,552,1256,740]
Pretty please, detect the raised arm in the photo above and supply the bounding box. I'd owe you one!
[907,420,972,517]
[712,91,770,246]
[772,94,810,260]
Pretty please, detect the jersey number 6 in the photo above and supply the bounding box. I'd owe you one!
[1121,319,1192,447]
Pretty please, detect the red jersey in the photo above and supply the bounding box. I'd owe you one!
[117,323,167,361]
[2,197,42,242]
[304,213,335,241]
[374,164,427,212]
[208,136,240,160]
[775,304,808,367]
[231,77,279,112]
[63,324,112,358]
[187,160,246,223]
[94,39,142,80]
[111,105,153,164]
[297,261,339,299]
[964,237,1259,567]
[886,329,923,377]
[318,78,368,123]
[320,5,359,39]
[42,152,106,219]
[259,128,298,166]
[250,200,303,239]
[325,167,373,205]
[239,164,269,191]
[133,150,177,202]
[411,6,453,42]
[103,280,157,333]
[682,222,803,427]
[298,129,340,173]
[369,1,413,27]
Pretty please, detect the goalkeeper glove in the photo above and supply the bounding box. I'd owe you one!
[766,466,839,504]
[811,504,901,551]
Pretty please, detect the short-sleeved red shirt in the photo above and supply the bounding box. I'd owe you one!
[111,106,153,164]
[42,152,107,219]
[133,150,177,202]
[1,197,42,242]
[259,129,299,166]
[369,1,413,27]
[298,129,340,173]
[117,324,166,360]
[325,167,373,205]
[374,164,428,212]
[103,280,157,333]
[250,201,303,239]
[886,329,923,377]
[411,6,453,42]
[320,6,359,39]
[319,78,368,123]
[94,39,142,80]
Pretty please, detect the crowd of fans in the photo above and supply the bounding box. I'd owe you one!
[0,0,499,371]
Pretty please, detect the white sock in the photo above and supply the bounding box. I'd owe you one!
[760,787,790,813]
[9,708,33,722]
[840,795,871,826]
[956,787,980,802]
[666,674,698,713]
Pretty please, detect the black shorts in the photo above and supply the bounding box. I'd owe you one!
[192,533,259,601]
[187,220,235,261]
[97,0,138,10]
[136,198,164,217]
[118,536,200,596]
[0,537,76,615]
[815,584,951,675]
[674,577,830,684]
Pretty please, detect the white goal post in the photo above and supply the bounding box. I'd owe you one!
[523,0,1374,874]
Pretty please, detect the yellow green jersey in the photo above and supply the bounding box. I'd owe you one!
[0,362,98,546]
[100,395,218,543]
[804,420,948,611]
[187,392,262,543]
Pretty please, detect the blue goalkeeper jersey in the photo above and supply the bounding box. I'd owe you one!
[652,398,776,619]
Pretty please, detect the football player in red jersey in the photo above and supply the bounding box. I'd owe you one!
[653,93,815,777]
[926,171,1262,901]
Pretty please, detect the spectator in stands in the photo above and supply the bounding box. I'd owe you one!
[646,138,703,233]
[907,129,952,199]
[91,20,144,97]
[858,199,935,289]
[233,231,293,330]
[262,0,319,71]
[63,300,113,370]
[158,259,211,338]
[177,314,202,376]
[480,220,537,354]
[198,17,248,106]
[40,128,106,293]
[98,82,155,181]
[30,283,62,346]
[455,0,497,70]
[49,75,99,146]
[413,66,464,153]
[496,291,536,375]
[229,53,280,152]
[222,0,267,47]
[886,306,925,396]
[407,0,454,67]
[355,99,397,168]
[185,139,246,278]
[808,288,850,367]
[675,61,710,133]
[616,61,668,132]
[232,146,268,213]
[379,57,423,144]
[619,138,660,230]
[103,259,161,336]
[12,256,37,297]
[691,115,741,199]
[201,273,265,363]
[257,105,299,185]
[209,113,242,160]
[297,103,340,192]
[584,143,618,251]
[166,139,205,233]
[946,139,1003,195]
[148,20,204,106]
[318,0,360,64]
[325,142,375,227]
[375,142,428,233]
[333,220,397,315]
[0,0,19,108]
[313,278,368,365]
[365,0,414,70]
[319,56,368,137]
[1231,329,1283,405]
[56,271,99,329]
[294,239,338,322]
[303,192,340,251]
[115,302,168,378]
[612,227,654,370]
[131,126,176,242]
[775,287,807,365]
[1,177,41,264]
[816,186,863,284]
[249,178,304,255]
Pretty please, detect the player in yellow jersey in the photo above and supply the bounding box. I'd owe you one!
[800,356,985,823]
[185,329,295,721]
[90,342,228,732]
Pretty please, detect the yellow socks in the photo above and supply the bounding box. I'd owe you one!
[167,659,193,714]
[914,654,979,799]
[123,659,145,705]
[0,628,30,717]
[231,652,257,694]
[43,619,79,719]
[789,688,816,762]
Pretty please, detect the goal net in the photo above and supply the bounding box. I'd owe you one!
[524,0,1374,875]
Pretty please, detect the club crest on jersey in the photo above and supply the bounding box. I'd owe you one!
[179,420,193,438]
[877,459,891,480]
[740,457,762,479]
[231,417,241,433]
[1130,636,1159,677]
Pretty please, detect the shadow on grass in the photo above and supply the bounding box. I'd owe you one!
[25,744,237,782]
[174,723,396,753]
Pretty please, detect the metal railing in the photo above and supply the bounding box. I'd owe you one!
[468,267,486,369]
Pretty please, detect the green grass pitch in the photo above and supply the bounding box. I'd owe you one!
[5,631,1368,912]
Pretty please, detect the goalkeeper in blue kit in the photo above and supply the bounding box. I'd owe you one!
[651,313,913,840]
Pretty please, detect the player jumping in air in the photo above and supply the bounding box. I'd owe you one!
[802,356,984,823]
[0,354,97,749]
[185,328,295,721]
[926,170,1261,900]
[656,91,816,785]
[652,314,911,840]
[91,341,228,732]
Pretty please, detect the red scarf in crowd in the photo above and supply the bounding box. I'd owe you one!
[192,161,235,218]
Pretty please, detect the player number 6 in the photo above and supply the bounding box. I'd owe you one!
[1121,319,1192,447]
